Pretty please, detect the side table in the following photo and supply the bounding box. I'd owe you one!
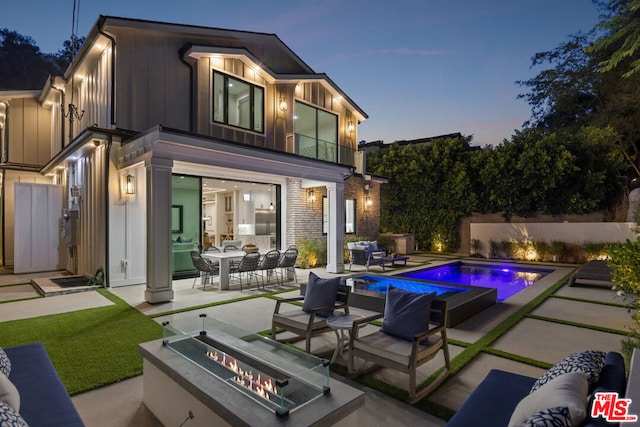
[326,314,366,364]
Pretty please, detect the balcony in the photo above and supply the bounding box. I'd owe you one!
[286,133,355,166]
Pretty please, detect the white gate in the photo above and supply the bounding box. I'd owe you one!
[13,183,64,274]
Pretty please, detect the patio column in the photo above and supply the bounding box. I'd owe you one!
[326,181,345,274]
[144,156,174,303]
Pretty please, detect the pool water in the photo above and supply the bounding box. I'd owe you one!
[352,275,467,297]
[398,262,549,302]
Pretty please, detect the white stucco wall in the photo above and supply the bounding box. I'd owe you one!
[470,222,638,259]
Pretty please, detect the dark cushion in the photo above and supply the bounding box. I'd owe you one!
[6,343,85,427]
[585,351,627,427]
[446,369,536,427]
[380,285,435,341]
[302,272,340,317]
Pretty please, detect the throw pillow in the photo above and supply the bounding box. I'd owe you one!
[0,348,10,376]
[530,350,606,393]
[0,401,28,427]
[519,406,571,427]
[380,285,435,341]
[302,272,341,317]
[509,372,588,427]
[0,372,20,412]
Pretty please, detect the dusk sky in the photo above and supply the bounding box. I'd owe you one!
[2,0,601,146]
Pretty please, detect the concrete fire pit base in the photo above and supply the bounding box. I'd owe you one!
[138,339,364,427]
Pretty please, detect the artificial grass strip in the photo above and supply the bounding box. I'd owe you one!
[482,348,553,370]
[525,313,632,336]
[551,294,630,308]
[0,288,162,395]
[0,296,42,304]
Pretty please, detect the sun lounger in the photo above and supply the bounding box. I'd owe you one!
[567,260,614,288]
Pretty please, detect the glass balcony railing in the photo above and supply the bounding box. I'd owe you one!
[287,133,355,166]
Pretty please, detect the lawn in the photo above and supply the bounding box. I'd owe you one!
[0,289,162,395]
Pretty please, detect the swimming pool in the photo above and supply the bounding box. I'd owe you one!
[397,261,550,302]
[345,273,497,327]
[351,274,467,297]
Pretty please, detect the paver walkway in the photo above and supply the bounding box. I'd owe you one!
[0,256,633,426]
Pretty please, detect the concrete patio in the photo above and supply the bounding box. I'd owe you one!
[0,255,632,426]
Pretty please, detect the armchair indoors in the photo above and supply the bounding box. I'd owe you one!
[347,285,450,404]
[272,272,350,353]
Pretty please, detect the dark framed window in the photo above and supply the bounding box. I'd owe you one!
[323,196,356,234]
[294,101,338,162]
[212,71,264,132]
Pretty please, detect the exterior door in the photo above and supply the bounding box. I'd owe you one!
[13,183,64,274]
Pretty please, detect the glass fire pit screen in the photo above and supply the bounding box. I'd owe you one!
[162,315,330,417]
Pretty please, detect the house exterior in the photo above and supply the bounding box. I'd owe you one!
[0,16,382,302]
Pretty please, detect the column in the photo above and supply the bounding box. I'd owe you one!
[326,181,345,273]
[144,156,175,303]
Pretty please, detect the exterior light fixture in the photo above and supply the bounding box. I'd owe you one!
[307,189,316,203]
[124,174,135,195]
[347,120,355,133]
[279,96,288,112]
[366,196,372,207]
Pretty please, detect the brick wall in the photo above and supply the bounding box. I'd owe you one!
[285,176,382,247]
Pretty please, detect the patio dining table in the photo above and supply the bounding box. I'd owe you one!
[201,250,247,291]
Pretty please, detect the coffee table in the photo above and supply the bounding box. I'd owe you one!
[326,314,366,364]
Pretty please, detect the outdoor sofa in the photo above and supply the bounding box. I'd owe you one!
[2,342,85,426]
[445,350,628,427]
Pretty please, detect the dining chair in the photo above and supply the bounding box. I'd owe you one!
[229,251,260,291]
[256,250,281,288]
[190,251,219,290]
[276,246,298,284]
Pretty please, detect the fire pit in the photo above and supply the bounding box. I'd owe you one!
[161,315,329,417]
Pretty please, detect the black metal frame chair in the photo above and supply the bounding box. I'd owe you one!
[190,250,219,290]
[229,251,260,291]
[275,246,298,284]
[256,250,281,289]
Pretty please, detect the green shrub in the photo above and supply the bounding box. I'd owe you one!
[296,238,327,268]
[533,240,550,261]
[550,240,568,262]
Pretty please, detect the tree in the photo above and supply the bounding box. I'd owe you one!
[367,135,477,251]
[0,29,80,90]
[476,127,626,220]
[517,1,640,177]
[589,0,640,77]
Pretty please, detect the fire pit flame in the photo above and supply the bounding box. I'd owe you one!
[206,350,277,402]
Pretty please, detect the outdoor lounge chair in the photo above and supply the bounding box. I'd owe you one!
[347,294,450,404]
[347,241,385,271]
[271,272,350,353]
[567,259,614,288]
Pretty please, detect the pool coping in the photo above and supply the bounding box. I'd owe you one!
[333,260,566,328]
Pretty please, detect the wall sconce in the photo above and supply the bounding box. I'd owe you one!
[366,196,372,207]
[307,189,316,203]
[124,174,135,195]
[347,120,355,133]
[279,96,288,112]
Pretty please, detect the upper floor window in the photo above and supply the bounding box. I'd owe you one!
[294,101,338,162]
[212,71,264,133]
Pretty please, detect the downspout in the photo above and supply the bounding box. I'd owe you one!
[97,27,116,126]
[0,101,7,266]
[178,43,196,132]
[104,136,112,286]
[50,82,66,148]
